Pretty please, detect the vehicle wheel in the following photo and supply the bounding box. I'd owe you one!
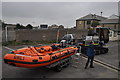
[104,48,109,53]
[100,49,105,54]
[95,50,100,55]
[53,65,62,72]
[100,48,108,54]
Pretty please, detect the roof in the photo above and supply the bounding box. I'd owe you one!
[100,14,119,24]
[100,19,119,24]
[6,24,16,26]
[76,14,107,21]
[108,14,119,19]
[110,29,120,32]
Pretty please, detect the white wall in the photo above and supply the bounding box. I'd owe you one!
[109,30,119,41]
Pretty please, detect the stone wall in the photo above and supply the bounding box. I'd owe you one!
[2,29,88,42]
[101,24,119,30]
[15,29,88,42]
[2,30,16,42]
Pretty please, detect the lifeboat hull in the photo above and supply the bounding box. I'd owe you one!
[4,45,78,68]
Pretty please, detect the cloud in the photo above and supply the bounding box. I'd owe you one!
[0,2,2,19]
[2,2,118,27]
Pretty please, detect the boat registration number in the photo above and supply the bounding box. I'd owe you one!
[14,56,24,60]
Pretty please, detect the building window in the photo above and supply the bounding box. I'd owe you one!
[118,31,120,35]
[87,21,91,25]
[114,24,116,29]
[109,30,112,37]
[102,24,104,27]
[114,32,117,37]
[79,21,82,24]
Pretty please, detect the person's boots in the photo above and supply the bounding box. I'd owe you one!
[84,67,87,69]
[84,66,87,69]
[90,66,94,68]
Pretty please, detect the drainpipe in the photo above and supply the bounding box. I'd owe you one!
[56,29,59,43]
[84,21,85,29]
[5,26,8,42]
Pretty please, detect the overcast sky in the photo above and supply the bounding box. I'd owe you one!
[2,2,118,28]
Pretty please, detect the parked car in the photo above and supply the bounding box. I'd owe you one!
[61,34,76,45]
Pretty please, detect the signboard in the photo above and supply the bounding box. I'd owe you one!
[86,36,93,40]
[93,36,99,40]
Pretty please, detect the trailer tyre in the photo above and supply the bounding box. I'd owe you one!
[64,64,69,68]
[53,65,62,72]
[63,62,70,68]
[104,48,109,53]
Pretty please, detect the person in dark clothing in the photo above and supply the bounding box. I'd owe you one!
[85,41,95,69]
[51,44,58,51]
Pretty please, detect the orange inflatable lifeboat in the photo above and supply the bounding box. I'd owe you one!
[4,44,78,68]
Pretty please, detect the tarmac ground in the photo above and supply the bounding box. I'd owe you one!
[2,41,119,78]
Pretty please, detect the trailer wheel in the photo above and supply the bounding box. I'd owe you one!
[64,63,70,68]
[53,65,62,72]
[103,48,109,53]
[63,60,70,68]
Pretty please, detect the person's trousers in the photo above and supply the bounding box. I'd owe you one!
[85,56,94,68]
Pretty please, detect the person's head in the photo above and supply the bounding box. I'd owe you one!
[83,40,85,44]
[90,41,93,44]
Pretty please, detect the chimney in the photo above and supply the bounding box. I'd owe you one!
[101,12,103,17]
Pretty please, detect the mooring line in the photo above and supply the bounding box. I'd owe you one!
[3,46,15,51]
